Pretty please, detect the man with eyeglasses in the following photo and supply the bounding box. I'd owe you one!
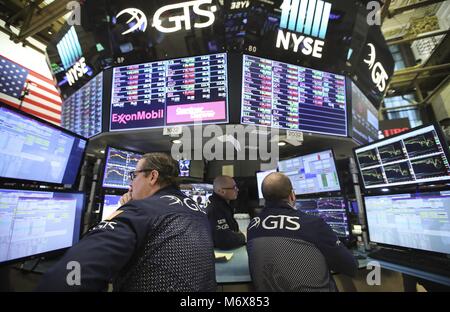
[37,153,216,292]
[206,175,246,250]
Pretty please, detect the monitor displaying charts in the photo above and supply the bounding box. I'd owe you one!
[351,81,379,145]
[354,124,450,189]
[102,147,142,189]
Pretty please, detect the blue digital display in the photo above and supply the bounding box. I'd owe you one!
[0,104,87,185]
[241,55,347,136]
[278,149,341,195]
[0,189,84,264]
[102,194,121,221]
[364,191,450,255]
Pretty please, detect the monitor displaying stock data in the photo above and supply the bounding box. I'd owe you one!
[278,149,341,195]
[102,147,142,189]
[241,55,347,136]
[0,189,84,264]
[364,191,450,255]
[354,124,450,189]
[351,81,379,145]
[110,53,228,131]
[61,72,103,138]
[296,197,350,237]
[180,184,213,210]
[0,104,87,185]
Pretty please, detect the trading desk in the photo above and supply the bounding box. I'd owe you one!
[215,246,251,284]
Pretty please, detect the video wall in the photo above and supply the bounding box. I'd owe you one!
[110,53,228,131]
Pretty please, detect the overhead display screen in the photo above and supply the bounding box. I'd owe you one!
[351,81,379,145]
[241,55,347,136]
[354,124,450,189]
[278,149,341,195]
[0,104,86,185]
[102,147,142,189]
[110,53,228,131]
[61,72,103,138]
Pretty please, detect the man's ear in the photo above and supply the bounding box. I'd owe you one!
[149,170,159,186]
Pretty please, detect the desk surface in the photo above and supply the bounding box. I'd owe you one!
[215,246,251,284]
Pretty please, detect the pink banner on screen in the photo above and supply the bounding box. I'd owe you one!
[166,101,226,124]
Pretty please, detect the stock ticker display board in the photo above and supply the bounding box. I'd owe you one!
[61,72,103,138]
[110,53,228,131]
[241,55,347,136]
[355,125,450,189]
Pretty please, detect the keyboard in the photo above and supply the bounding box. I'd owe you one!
[369,248,450,278]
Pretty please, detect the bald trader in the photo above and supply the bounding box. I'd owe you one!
[206,175,246,249]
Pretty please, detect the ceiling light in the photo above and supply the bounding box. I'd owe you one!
[278,141,286,146]
[172,139,182,144]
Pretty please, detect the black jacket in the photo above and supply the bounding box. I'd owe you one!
[36,186,216,292]
[207,193,246,250]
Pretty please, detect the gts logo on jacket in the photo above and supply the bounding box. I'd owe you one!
[249,215,300,231]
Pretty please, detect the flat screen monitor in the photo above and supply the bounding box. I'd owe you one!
[278,149,341,195]
[102,146,143,189]
[295,197,350,238]
[0,104,87,186]
[179,160,191,177]
[351,81,379,145]
[180,183,213,210]
[61,72,103,138]
[364,191,450,255]
[256,169,277,199]
[241,55,347,137]
[101,194,122,221]
[110,53,228,131]
[0,188,84,264]
[354,124,450,189]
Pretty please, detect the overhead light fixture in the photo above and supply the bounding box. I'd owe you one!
[100,150,105,154]
[172,139,182,144]
[278,141,286,146]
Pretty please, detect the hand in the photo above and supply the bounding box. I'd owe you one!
[119,192,132,206]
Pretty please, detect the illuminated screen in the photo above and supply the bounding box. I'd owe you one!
[101,194,121,221]
[278,150,341,195]
[179,160,191,177]
[241,55,347,136]
[102,147,142,189]
[364,191,450,255]
[61,72,103,138]
[110,53,228,131]
[0,189,84,264]
[256,169,277,199]
[0,104,87,185]
[296,197,350,237]
[354,124,450,189]
[180,184,213,210]
[351,81,379,145]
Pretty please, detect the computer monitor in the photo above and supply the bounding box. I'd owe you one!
[354,124,450,189]
[179,160,191,177]
[180,183,213,210]
[241,54,347,137]
[350,81,379,145]
[364,191,450,255]
[110,53,228,131]
[101,194,122,221]
[278,149,341,195]
[295,197,350,238]
[256,169,277,199]
[0,188,84,265]
[0,103,87,186]
[61,72,103,138]
[102,146,143,189]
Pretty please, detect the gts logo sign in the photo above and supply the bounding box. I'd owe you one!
[248,215,300,231]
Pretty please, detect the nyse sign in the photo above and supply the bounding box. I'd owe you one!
[66,57,88,86]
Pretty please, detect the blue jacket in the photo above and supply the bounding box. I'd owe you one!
[36,186,216,292]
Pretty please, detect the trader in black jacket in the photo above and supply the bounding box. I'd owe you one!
[207,175,246,249]
[247,172,358,292]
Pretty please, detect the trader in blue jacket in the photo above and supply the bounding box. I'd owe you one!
[37,153,216,292]
[247,172,357,291]
[207,175,246,250]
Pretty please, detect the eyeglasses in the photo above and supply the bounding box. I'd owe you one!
[222,185,238,190]
[129,169,154,181]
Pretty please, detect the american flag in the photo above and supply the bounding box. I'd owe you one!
[0,54,62,125]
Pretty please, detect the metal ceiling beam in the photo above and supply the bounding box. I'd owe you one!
[386,29,449,45]
[388,0,447,17]
[380,0,392,25]
[9,0,72,43]
[392,63,450,76]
